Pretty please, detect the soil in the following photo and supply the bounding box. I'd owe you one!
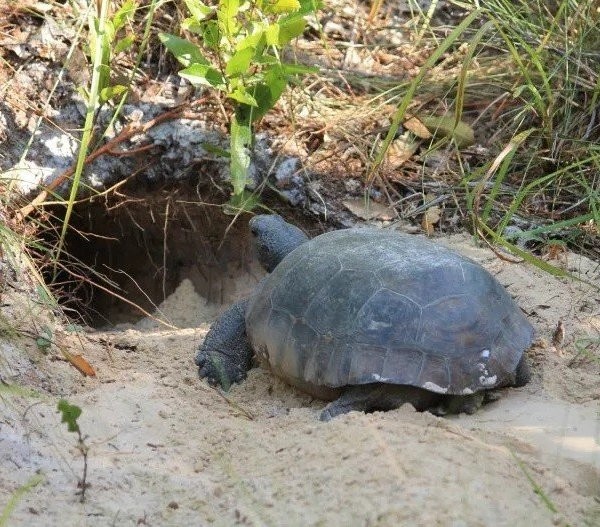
[2,233,599,527]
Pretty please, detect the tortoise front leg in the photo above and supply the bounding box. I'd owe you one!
[195,299,254,390]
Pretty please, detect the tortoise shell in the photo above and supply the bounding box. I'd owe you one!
[245,228,534,396]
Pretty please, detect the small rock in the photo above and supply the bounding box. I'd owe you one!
[323,21,345,37]
[281,188,305,206]
[369,187,384,202]
[344,179,361,193]
[274,157,300,185]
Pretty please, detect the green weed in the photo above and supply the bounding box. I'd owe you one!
[160,0,320,212]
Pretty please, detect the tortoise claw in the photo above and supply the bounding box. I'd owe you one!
[195,350,247,391]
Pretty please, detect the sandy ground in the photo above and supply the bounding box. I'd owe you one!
[1,234,599,526]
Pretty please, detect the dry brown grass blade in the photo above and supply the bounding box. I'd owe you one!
[368,0,384,24]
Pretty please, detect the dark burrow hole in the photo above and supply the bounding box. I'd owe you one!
[44,186,311,328]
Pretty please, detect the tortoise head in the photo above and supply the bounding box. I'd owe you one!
[249,214,309,272]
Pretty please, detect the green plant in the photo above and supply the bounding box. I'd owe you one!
[85,0,139,105]
[569,336,600,366]
[53,0,160,267]
[369,8,482,180]
[510,449,565,521]
[367,1,599,267]
[160,0,320,212]
[57,399,90,502]
[463,1,599,253]
[0,475,44,527]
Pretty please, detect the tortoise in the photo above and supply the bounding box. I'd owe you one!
[195,214,534,421]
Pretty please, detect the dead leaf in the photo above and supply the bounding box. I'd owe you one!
[421,205,441,235]
[418,114,475,148]
[63,351,96,377]
[343,199,396,221]
[404,116,432,139]
[66,47,90,85]
[385,133,418,169]
[552,320,565,346]
[375,50,397,65]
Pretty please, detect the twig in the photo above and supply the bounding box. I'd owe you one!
[475,228,524,263]
[197,382,255,420]
[215,387,255,420]
[75,430,90,503]
[162,199,170,302]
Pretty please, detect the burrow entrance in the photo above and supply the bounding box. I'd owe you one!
[46,186,292,328]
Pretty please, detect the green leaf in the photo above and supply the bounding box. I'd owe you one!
[236,65,288,123]
[104,19,116,45]
[270,0,301,13]
[236,27,266,51]
[265,23,280,46]
[276,15,306,45]
[228,86,258,106]
[112,0,137,32]
[100,84,128,102]
[225,189,260,214]
[0,383,41,398]
[255,54,279,65]
[218,0,240,36]
[97,63,111,95]
[418,115,475,148]
[57,399,82,434]
[158,32,208,67]
[184,0,214,21]
[203,20,220,48]
[264,64,287,96]
[65,324,85,333]
[36,336,51,350]
[244,88,274,122]
[298,0,322,15]
[280,62,318,75]
[36,285,57,308]
[36,326,52,352]
[0,474,44,526]
[179,63,226,88]
[114,34,135,54]
[181,16,203,34]
[226,47,255,76]
[230,113,252,197]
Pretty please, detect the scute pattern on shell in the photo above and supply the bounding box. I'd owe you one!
[246,228,534,395]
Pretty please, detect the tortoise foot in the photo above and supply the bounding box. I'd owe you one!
[433,393,487,415]
[195,349,248,391]
[195,299,253,391]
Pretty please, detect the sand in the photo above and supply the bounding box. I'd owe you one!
[1,234,599,526]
